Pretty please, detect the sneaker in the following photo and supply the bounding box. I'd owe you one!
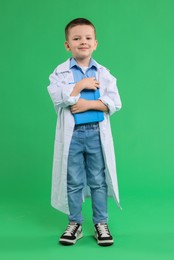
[59,222,83,245]
[94,223,114,246]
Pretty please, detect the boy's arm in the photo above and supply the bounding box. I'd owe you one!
[71,99,108,114]
[71,70,121,115]
[47,69,80,112]
[99,71,122,115]
[70,78,103,113]
[47,69,100,113]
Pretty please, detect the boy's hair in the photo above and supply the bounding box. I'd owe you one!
[65,18,96,40]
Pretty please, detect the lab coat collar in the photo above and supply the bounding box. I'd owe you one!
[56,58,103,73]
[70,57,98,70]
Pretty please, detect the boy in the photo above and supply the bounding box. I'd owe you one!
[47,18,122,246]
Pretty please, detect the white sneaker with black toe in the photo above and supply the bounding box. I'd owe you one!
[59,222,83,245]
[94,223,114,246]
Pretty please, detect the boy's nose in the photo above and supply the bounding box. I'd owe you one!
[80,39,87,45]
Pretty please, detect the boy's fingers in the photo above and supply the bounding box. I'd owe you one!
[95,81,100,85]
[95,81,100,87]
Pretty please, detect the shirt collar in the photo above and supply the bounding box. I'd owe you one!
[70,57,97,70]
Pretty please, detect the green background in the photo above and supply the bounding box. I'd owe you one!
[0,0,174,259]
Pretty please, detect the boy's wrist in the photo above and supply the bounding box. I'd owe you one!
[75,82,84,92]
[87,100,108,112]
[70,82,83,96]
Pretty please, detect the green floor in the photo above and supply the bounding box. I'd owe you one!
[1,195,173,260]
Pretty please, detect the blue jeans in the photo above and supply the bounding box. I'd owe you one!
[67,122,108,225]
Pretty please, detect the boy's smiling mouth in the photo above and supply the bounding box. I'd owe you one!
[78,47,89,50]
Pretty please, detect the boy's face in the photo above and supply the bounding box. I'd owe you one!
[65,25,98,64]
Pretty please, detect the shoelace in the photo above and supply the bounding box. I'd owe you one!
[97,224,110,237]
[64,223,78,236]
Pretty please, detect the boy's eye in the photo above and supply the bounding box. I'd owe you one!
[73,38,80,40]
[86,37,92,40]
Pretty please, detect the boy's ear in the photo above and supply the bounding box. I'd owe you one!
[65,41,71,51]
[94,40,98,51]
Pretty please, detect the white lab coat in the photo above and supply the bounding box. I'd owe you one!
[47,58,122,214]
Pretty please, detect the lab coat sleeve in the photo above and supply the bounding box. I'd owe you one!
[99,71,122,116]
[47,69,80,112]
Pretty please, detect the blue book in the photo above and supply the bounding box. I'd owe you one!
[74,88,104,125]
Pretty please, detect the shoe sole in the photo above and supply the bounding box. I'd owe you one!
[59,232,83,245]
[94,234,114,246]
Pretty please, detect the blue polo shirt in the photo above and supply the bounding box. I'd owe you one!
[70,58,104,125]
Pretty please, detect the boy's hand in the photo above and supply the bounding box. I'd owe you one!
[70,77,100,96]
[70,98,90,113]
[78,77,100,90]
